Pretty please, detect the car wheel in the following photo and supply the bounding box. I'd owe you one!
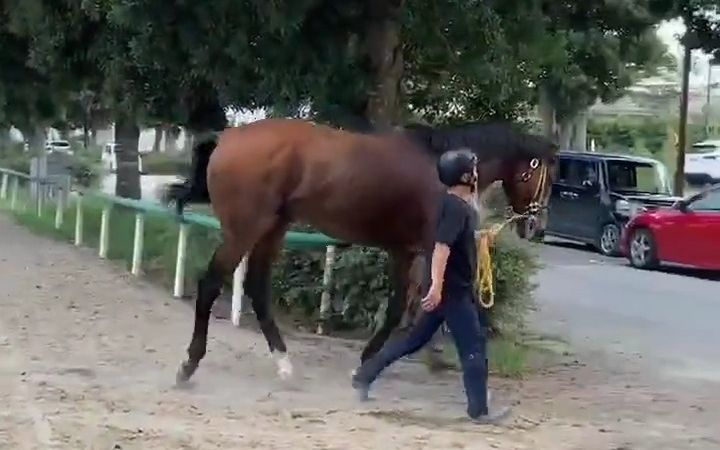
[628,228,658,270]
[597,223,621,256]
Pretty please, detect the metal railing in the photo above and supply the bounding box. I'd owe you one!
[0,167,340,329]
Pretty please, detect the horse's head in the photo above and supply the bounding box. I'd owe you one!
[499,154,557,239]
[400,121,558,239]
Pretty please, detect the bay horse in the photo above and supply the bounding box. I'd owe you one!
[165,118,556,384]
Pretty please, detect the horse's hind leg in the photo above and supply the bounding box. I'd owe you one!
[244,222,292,379]
[176,239,246,384]
[360,249,423,362]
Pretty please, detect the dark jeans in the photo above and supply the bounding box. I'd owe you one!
[353,291,488,418]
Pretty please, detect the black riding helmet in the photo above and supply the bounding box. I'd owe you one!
[437,148,478,189]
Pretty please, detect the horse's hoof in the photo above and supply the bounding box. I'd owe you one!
[274,353,294,380]
[175,361,196,386]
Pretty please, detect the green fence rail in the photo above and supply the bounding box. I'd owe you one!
[0,167,341,329]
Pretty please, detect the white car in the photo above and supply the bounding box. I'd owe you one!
[685,140,720,185]
[44,140,73,155]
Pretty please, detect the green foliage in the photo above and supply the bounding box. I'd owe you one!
[0,142,31,172]
[486,231,540,336]
[540,1,676,121]
[438,335,529,378]
[272,229,539,335]
[588,117,707,157]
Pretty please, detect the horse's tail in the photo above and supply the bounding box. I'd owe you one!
[162,137,217,214]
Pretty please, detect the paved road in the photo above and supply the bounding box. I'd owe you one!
[534,237,720,387]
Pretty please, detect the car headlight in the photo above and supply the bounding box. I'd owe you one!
[615,200,647,217]
[615,199,631,216]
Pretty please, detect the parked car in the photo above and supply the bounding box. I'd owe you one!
[685,140,720,186]
[621,184,720,271]
[544,151,680,256]
[44,139,73,155]
[102,142,145,174]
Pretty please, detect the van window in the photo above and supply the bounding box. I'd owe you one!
[607,160,671,195]
[556,158,599,188]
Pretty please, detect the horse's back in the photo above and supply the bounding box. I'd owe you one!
[207,118,438,248]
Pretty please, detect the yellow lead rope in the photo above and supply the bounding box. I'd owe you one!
[474,163,548,309]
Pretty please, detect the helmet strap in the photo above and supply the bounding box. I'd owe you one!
[460,171,479,193]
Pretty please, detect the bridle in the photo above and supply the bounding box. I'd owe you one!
[506,157,550,220]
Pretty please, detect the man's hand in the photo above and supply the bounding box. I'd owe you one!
[421,286,442,312]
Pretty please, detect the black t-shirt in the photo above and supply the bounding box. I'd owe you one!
[435,192,478,299]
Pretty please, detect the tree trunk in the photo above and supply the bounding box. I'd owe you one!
[58,125,70,141]
[557,118,573,150]
[114,117,141,199]
[538,85,556,140]
[28,127,46,153]
[0,128,10,152]
[362,0,404,128]
[152,125,163,152]
[571,110,588,151]
[183,129,197,153]
[82,124,90,149]
[82,109,91,149]
[674,38,692,197]
[165,126,180,153]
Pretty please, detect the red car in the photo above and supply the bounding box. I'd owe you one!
[621,184,720,270]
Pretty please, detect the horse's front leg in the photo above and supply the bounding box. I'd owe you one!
[245,223,293,380]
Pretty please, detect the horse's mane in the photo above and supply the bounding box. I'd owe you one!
[329,114,557,161]
[403,121,558,161]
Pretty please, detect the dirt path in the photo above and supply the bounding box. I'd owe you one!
[1,214,718,450]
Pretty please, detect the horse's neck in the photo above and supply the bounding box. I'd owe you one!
[477,159,505,189]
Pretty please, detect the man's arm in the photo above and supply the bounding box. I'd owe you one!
[428,243,451,296]
[422,198,465,310]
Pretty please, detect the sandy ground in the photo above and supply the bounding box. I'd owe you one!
[1,214,719,450]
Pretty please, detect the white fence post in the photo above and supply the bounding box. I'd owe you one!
[231,256,249,327]
[173,223,189,298]
[74,195,84,246]
[54,188,64,229]
[131,213,144,276]
[98,204,111,258]
[0,173,7,200]
[10,177,18,210]
[36,184,44,217]
[317,245,337,334]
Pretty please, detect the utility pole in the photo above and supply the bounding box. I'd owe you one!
[675,38,692,197]
[705,56,720,139]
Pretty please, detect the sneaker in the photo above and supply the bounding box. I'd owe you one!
[470,405,511,425]
[351,373,371,402]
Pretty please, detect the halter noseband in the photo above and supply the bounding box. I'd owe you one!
[506,157,550,219]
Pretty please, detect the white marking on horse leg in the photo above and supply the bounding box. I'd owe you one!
[272,351,293,380]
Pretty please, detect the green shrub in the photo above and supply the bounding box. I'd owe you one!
[0,143,31,173]
[272,223,539,335]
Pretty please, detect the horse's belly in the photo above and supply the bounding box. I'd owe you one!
[292,192,431,248]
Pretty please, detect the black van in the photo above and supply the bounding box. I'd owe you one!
[543,151,680,256]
